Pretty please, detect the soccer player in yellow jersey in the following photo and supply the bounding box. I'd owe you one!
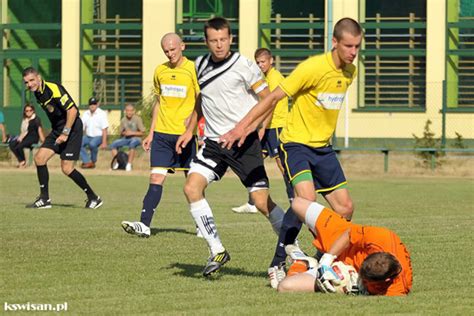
[219,18,363,288]
[121,33,199,237]
[232,48,293,214]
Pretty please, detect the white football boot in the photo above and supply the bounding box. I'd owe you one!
[121,221,150,238]
[268,265,286,289]
[231,202,258,214]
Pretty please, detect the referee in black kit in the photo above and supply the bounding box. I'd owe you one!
[22,67,103,209]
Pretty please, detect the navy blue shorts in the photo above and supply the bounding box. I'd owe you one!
[261,127,282,158]
[150,132,197,171]
[279,143,347,193]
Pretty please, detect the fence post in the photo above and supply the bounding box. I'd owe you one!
[382,149,389,173]
[120,78,125,119]
[441,80,447,147]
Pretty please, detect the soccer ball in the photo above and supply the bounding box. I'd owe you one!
[331,261,360,295]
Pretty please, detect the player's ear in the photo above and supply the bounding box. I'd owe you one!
[332,36,338,49]
[229,34,233,45]
[181,41,185,51]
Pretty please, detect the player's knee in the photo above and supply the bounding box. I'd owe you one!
[338,200,354,220]
[34,154,45,166]
[183,181,200,200]
[61,165,74,175]
[291,197,309,220]
[277,279,294,293]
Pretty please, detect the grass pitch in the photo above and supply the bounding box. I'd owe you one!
[1,170,473,314]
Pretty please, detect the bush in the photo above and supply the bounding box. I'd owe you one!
[412,120,444,167]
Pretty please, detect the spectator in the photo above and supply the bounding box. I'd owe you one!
[110,104,145,171]
[0,110,7,143]
[8,104,45,168]
[80,97,109,168]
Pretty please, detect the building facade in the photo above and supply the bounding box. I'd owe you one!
[1,0,472,146]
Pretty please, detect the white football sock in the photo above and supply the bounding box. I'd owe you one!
[268,205,285,235]
[190,199,225,256]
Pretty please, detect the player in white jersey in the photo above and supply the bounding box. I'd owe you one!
[176,17,285,277]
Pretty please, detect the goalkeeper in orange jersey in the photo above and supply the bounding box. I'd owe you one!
[277,197,412,296]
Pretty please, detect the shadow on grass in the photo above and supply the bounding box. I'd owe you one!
[150,227,195,236]
[20,203,78,209]
[167,262,268,280]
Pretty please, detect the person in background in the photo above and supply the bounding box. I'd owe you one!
[0,110,7,143]
[110,104,145,171]
[8,104,45,168]
[80,97,109,169]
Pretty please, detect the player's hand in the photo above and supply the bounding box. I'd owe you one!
[175,131,193,154]
[219,125,246,150]
[100,142,107,149]
[315,264,341,293]
[142,134,153,152]
[55,134,68,145]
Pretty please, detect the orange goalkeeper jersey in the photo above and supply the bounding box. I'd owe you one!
[312,208,413,296]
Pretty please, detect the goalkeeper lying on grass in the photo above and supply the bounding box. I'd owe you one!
[276,198,412,296]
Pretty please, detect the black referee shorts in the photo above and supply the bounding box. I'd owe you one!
[42,118,83,161]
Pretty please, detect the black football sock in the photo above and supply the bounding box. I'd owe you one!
[68,169,97,199]
[140,184,163,227]
[270,207,303,267]
[36,165,49,199]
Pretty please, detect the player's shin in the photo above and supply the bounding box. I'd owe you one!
[190,198,225,255]
[140,184,163,227]
[268,205,285,234]
[270,207,303,267]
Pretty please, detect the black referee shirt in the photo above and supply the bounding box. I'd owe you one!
[34,80,79,131]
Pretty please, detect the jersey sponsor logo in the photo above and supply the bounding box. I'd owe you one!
[160,84,187,98]
[60,94,69,105]
[315,93,345,110]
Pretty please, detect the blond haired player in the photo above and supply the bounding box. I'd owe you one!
[121,33,199,237]
[219,18,363,287]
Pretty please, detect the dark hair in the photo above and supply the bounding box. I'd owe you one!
[254,48,272,59]
[333,17,363,41]
[204,17,231,39]
[22,103,35,119]
[22,67,39,77]
[360,252,402,282]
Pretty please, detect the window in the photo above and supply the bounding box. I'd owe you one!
[358,0,427,111]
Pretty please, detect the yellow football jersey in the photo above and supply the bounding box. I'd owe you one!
[265,67,288,129]
[153,57,200,134]
[279,52,356,147]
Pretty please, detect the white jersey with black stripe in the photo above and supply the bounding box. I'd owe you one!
[195,52,268,141]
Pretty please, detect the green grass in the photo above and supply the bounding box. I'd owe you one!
[1,170,473,315]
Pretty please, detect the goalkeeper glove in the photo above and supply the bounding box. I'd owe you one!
[315,253,340,293]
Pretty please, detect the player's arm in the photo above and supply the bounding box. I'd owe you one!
[142,96,160,151]
[56,106,78,145]
[256,87,273,140]
[100,127,108,149]
[38,126,45,143]
[176,94,202,154]
[220,87,286,149]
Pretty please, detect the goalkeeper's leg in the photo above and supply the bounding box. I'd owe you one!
[277,270,318,293]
